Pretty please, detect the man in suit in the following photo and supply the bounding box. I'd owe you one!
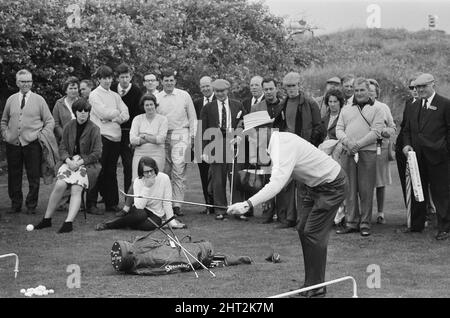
[1,69,55,215]
[242,76,265,114]
[273,72,324,228]
[402,73,450,240]
[396,74,421,206]
[193,76,216,214]
[200,79,246,220]
[111,63,143,197]
[341,74,356,106]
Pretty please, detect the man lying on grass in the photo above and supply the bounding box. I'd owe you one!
[227,111,348,298]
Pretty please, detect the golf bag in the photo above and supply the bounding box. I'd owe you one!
[111,236,214,275]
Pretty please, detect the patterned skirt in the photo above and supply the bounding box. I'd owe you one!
[57,163,89,189]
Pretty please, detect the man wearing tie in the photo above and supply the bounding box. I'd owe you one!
[1,69,55,215]
[200,79,246,220]
[194,76,216,214]
[402,73,450,240]
[242,76,265,114]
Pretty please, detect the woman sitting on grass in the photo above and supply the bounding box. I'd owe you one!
[35,98,102,233]
[95,156,185,231]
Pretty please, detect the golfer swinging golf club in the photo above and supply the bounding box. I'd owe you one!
[227,111,348,298]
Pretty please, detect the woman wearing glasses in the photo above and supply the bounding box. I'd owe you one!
[95,156,185,231]
[34,98,102,233]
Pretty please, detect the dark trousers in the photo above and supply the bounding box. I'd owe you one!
[89,136,120,208]
[414,155,450,232]
[276,180,297,223]
[105,206,162,231]
[210,162,243,214]
[198,161,213,205]
[297,169,347,286]
[395,147,407,205]
[6,140,42,210]
[120,130,133,194]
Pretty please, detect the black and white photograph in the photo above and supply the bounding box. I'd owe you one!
[1,0,450,304]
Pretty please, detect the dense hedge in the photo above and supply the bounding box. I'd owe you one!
[0,0,301,110]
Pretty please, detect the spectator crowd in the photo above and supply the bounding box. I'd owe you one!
[1,65,449,241]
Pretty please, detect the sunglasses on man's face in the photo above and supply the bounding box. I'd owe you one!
[77,108,91,113]
[408,86,416,90]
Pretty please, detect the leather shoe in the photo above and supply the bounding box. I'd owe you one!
[105,205,122,213]
[26,207,37,215]
[86,206,104,215]
[261,218,273,224]
[336,226,359,234]
[299,286,327,298]
[276,221,296,229]
[215,214,226,220]
[435,231,449,241]
[173,207,184,216]
[360,228,371,237]
[7,207,21,214]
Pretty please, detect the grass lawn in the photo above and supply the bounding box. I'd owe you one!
[0,162,449,298]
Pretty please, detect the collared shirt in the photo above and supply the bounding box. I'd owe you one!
[249,132,341,207]
[20,91,30,106]
[423,92,436,109]
[64,98,76,120]
[203,94,215,106]
[252,95,264,106]
[218,98,232,130]
[117,83,132,97]
[155,88,197,137]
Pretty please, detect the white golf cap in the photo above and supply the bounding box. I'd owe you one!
[242,111,275,133]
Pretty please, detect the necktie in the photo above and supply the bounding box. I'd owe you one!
[21,93,26,109]
[253,98,258,105]
[423,99,428,109]
[221,101,227,129]
[121,89,126,96]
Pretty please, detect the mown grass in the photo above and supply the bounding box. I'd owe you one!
[0,163,449,298]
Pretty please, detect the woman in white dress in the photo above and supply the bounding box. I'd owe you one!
[129,94,168,184]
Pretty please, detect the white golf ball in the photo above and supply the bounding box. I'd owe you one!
[26,224,34,231]
[24,292,32,297]
[26,288,33,293]
[37,285,45,290]
[48,289,54,294]
[20,289,26,294]
[43,290,49,296]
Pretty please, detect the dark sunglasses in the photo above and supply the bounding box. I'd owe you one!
[408,86,416,90]
[143,168,155,176]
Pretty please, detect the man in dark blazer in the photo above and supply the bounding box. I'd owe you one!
[200,79,246,220]
[193,76,216,214]
[402,73,450,240]
[396,75,421,205]
[242,76,265,114]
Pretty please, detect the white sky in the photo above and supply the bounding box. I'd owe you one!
[260,0,450,35]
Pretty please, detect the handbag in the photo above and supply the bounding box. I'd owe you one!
[387,139,395,161]
[236,167,270,196]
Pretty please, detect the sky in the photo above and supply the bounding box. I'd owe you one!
[260,0,450,35]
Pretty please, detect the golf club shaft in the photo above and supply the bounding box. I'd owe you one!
[167,224,199,278]
[119,190,227,210]
[145,217,216,277]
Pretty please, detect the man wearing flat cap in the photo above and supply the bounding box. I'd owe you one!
[228,111,347,297]
[402,73,450,240]
[315,76,342,119]
[200,79,247,220]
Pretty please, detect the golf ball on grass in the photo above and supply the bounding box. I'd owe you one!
[21,285,53,297]
[26,224,34,231]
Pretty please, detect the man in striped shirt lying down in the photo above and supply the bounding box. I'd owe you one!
[227,111,348,298]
